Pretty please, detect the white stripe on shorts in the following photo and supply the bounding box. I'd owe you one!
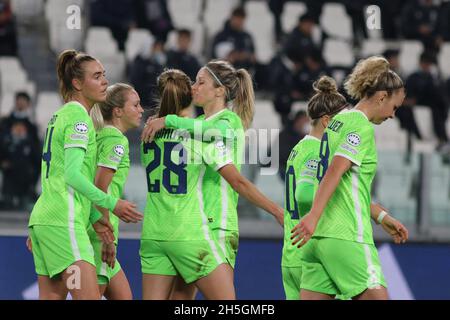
[68,187,81,260]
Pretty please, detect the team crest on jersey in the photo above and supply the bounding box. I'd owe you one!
[74,122,88,134]
[113,145,125,157]
[346,133,361,146]
[305,159,318,170]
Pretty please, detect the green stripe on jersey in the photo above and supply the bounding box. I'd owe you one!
[282,135,320,267]
[314,109,377,244]
[29,101,97,229]
[141,128,233,240]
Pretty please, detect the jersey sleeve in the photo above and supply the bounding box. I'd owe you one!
[97,136,128,171]
[333,119,373,166]
[165,115,235,141]
[63,111,91,150]
[201,139,233,171]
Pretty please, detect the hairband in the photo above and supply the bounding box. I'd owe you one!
[204,66,224,87]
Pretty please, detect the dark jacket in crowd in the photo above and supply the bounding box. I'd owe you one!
[166,50,201,82]
[134,0,174,42]
[212,20,255,58]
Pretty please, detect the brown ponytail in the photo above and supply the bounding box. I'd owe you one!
[56,49,96,102]
[157,69,192,117]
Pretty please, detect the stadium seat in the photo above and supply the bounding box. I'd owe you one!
[11,0,44,20]
[0,93,14,117]
[48,20,84,54]
[323,38,355,67]
[85,27,119,56]
[361,39,386,58]
[374,117,408,152]
[35,92,62,137]
[254,173,284,219]
[438,42,450,79]
[251,99,281,131]
[125,29,154,62]
[45,0,84,23]
[413,105,434,141]
[245,1,274,64]
[399,40,423,77]
[281,2,306,33]
[168,0,202,29]
[320,3,353,41]
[429,154,450,224]
[96,52,126,84]
[205,0,240,39]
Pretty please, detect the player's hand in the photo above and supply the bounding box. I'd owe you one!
[290,212,319,248]
[273,206,284,227]
[141,117,166,143]
[26,236,32,252]
[102,242,116,269]
[113,199,143,223]
[381,215,408,244]
[93,216,115,244]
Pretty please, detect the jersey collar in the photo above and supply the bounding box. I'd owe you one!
[104,125,124,135]
[347,109,369,121]
[69,100,89,115]
[204,108,227,121]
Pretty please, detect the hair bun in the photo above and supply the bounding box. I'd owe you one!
[313,76,337,94]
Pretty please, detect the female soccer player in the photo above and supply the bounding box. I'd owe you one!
[142,60,283,299]
[285,76,409,300]
[88,83,144,299]
[27,50,142,300]
[291,56,409,300]
[140,69,283,300]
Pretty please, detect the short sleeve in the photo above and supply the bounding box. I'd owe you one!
[202,140,233,171]
[97,136,128,171]
[64,112,91,150]
[334,120,373,167]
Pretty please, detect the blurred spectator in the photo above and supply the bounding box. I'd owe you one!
[129,40,166,109]
[134,0,174,43]
[400,0,441,54]
[211,6,256,71]
[383,49,422,140]
[404,51,449,151]
[373,0,405,39]
[0,92,39,144]
[276,110,309,181]
[166,28,202,116]
[341,0,369,47]
[268,53,304,126]
[437,0,450,41]
[0,120,41,210]
[166,29,201,83]
[0,0,18,56]
[268,0,325,44]
[90,0,135,51]
[300,49,331,97]
[283,13,320,65]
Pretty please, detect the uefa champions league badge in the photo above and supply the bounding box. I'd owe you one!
[346,132,361,147]
[114,145,125,157]
[74,122,89,134]
[306,159,319,171]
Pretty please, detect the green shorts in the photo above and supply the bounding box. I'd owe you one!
[140,238,226,284]
[212,229,239,268]
[300,237,387,299]
[89,236,122,286]
[282,266,302,300]
[29,225,96,278]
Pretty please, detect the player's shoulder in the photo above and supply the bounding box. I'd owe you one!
[97,126,129,148]
[333,109,373,134]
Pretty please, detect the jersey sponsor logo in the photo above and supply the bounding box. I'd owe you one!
[109,155,121,163]
[70,133,88,141]
[74,122,88,134]
[346,133,361,146]
[305,159,318,170]
[301,169,316,177]
[113,144,125,157]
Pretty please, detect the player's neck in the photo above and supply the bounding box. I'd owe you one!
[309,125,323,140]
[107,119,126,133]
[354,99,375,122]
[70,94,95,113]
[203,102,226,120]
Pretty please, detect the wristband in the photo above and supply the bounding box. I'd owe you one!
[377,210,388,224]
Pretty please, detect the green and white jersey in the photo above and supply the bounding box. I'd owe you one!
[314,109,377,245]
[141,128,233,241]
[90,126,130,243]
[199,109,245,233]
[29,101,97,229]
[282,135,320,267]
